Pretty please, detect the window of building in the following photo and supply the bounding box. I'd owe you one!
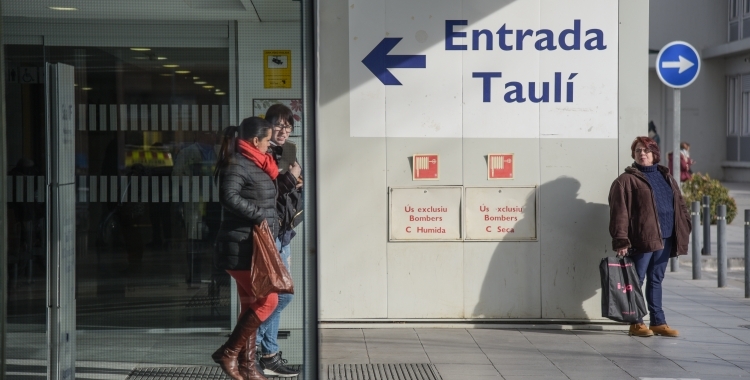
[729,76,739,136]
[743,0,750,39]
[730,0,744,41]
[725,74,750,160]
[728,0,750,41]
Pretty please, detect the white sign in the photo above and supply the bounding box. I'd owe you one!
[389,187,462,241]
[464,187,537,241]
[349,0,618,139]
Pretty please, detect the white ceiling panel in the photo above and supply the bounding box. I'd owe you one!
[2,0,262,21]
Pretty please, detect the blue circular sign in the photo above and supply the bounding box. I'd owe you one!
[656,41,701,88]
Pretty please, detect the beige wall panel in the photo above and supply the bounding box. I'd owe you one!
[539,139,616,320]
[386,138,463,186]
[318,0,389,319]
[619,0,649,169]
[464,242,541,318]
[386,243,464,318]
[316,0,649,321]
[462,138,540,186]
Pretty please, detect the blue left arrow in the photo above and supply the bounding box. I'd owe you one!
[362,37,427,85]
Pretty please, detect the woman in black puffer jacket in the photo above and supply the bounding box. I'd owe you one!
[211,117,278,380]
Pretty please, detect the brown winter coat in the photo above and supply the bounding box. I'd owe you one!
[608,164,691,257]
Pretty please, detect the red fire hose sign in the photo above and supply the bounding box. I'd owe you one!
[488,153,513,180]
[413,154,439,180]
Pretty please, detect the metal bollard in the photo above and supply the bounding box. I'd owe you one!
[745,210,749,298]
[703,195,711,255]
[692,201,701,279]
[718,205,727,288]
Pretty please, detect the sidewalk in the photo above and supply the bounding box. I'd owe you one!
[321,270,750,380]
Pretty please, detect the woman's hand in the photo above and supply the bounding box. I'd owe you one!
[616,248,629,258]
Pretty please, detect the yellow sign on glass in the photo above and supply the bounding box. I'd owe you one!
[264,50,291,89]
[125,149,173,168]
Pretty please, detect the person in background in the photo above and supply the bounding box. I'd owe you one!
[681,142,695,176]
[212,117,280,380]
[667,142,695,182]
[172,131,218,286]
[648,121,661,146]
[256,104,302,377]
[608,136,691,338]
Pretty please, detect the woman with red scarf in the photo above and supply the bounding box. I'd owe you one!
[212,117,279,380]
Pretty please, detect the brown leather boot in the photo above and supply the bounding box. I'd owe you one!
[628,323,654,337]
[212,310,263,380]
[238,329,268,380]
[650,324,679,337]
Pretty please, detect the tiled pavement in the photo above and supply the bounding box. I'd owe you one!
[320,270,750,380]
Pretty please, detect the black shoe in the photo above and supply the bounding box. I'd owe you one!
[260,351,299,377]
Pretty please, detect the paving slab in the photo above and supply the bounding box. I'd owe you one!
[434,364,502,380]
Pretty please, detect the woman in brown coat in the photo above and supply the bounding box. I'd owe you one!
[608,136,691,338]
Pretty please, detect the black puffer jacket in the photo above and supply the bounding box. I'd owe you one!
[214,153,279,270]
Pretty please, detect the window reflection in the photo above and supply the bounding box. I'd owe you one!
[5,45,233,329]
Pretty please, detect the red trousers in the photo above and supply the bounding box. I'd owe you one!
[226,269,278,321]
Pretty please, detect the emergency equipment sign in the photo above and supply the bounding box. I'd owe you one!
[348,0,617,139]
[464,187,537,241]
[413,154,439,180]
[389,187,462,241]
[488,154,513,179]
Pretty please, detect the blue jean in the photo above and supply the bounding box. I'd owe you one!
[631,237,673,326]
[256,237,293,355]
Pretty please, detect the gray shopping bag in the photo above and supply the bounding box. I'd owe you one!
[600,257,648,323]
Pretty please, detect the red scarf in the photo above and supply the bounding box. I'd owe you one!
[237,139,278,180]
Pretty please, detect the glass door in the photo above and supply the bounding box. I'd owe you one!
[5,2,315,376]
[48,45,232,331]
[5,42,235,377]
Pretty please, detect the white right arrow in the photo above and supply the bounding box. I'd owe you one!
[661,55,695,74]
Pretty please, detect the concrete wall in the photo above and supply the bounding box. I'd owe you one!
[317,0,648,321]
[649,0,727,178]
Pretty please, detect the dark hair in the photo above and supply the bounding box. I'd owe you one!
[630,136,661,164]
[214,117,273,182]
[264,104,295,130]
[648,120,657,133]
